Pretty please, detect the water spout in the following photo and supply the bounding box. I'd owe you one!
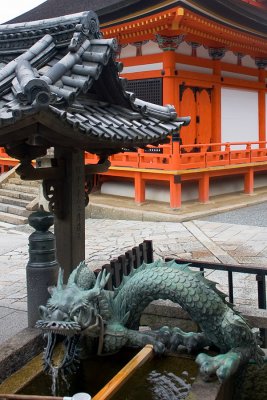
[51,367,59,396]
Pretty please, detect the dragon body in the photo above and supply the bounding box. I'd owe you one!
[37,260,264,382]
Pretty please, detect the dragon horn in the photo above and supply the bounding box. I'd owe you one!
[97,269,111,290]
[67,261,85,287]
[83,270,111,300]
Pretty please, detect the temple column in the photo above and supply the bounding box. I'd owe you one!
[157,34,184,110]
[209,48,225,144]
[156,35,183,208]
[212,81,221,145]
[170,175,181,209]
[199,172,210,203]
[244,168,254,195]
[258,90,266,144]
[256,59,267,145]
[162,50,177,107]
[135,172,145,204]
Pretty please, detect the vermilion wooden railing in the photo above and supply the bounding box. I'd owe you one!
[1,141,267,173]
[179,141,267,169]
[84,141,267,170]
[0,148,18,173]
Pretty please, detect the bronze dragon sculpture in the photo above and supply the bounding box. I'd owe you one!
[36,260,264,382]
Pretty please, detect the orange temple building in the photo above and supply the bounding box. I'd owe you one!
[1,0,267,209]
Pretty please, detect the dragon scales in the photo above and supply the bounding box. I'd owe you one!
[36,260,264,382]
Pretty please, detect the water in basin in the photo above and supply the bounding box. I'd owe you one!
[18,350,197,399]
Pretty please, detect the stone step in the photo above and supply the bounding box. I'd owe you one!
[0,172,39,226]
[0,195,29,208]
[0,188,36,202]
[0,211,28,225]
[1,183,39,195]
[0,203,31,217]
[8,177,40,187]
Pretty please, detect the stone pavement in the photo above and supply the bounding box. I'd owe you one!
[88,186,267,222]
[1,217,267,345]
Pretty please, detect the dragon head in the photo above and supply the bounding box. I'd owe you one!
[36,262,109,375]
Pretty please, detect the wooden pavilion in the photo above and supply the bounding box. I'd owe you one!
[1,0,267,208]
[0,10,188,274]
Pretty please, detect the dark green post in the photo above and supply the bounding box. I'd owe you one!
[27,210,58,327]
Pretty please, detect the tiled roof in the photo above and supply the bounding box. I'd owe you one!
[7,0,123,24]
[6,0,266,36]
[0,11,189,155]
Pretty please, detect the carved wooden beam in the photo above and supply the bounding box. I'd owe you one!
[84,157,111,175]
[16,159,65,181]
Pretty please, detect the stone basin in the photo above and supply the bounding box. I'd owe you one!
[0,332,224,400]
[2,296,264,400]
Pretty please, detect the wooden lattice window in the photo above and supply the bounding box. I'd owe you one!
[126,78,162,105]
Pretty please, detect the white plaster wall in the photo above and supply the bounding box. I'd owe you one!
[222,51,237,64]
[221,71,258,81]
[100,174,267,202]
[175,63,212,74]
[175,41,191,55]
[120,44,136,58]
[242,55,257,68]
[100,180,198,202]
[142,40,162,55]
[122,63,163,74]
[196,45,210,59]
[221,88,259,145]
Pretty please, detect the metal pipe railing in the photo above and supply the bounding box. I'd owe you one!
[165,257,267,346]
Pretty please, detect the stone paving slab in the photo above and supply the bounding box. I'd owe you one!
[0,308,27,344]
[0,218,266,344]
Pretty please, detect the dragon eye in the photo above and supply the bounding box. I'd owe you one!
[70,306,83,319]
[70,305,94,328]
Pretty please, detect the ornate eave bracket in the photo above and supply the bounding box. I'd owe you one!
[255,58,267,69]
[16,155,111,218]
[15,157,66,218]
[208,47,226,61]
[155,34,185,51]
[16,158,65,181]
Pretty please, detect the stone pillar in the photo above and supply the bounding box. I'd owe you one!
[27,210,58,327]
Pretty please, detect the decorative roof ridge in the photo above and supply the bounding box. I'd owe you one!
[0,35,54,82]
[132,97,178,122]
[0,11,101,59]
[0,13,120,111]
[0,34,56,97]
[0,11,89,33]
[13,59,51,107]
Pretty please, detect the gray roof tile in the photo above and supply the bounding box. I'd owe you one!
[0,10,189,154]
